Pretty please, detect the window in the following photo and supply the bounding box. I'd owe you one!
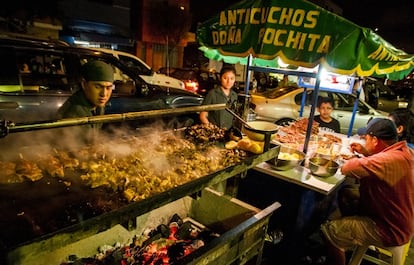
[14,50,73,92]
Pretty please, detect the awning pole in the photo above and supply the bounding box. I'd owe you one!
[348,79,362,137]
[302,66,323,154]
[241,54,253,120]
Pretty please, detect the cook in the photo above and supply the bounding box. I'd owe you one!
[57,60,114,143]
[199,65,238,130]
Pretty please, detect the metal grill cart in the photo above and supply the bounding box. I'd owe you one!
[0,104,281,265]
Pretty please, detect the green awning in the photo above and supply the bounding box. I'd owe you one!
[196,0,414,81]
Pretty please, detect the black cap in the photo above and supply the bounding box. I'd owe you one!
[357,118,397,140]
[81,60,114,82]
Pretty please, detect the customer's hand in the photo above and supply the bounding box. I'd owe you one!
[349,142,367,156]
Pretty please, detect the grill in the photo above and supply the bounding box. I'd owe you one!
[0,106,281,265]
[0,140,280,265]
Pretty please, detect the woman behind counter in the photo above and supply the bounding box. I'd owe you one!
[199,65,238,130]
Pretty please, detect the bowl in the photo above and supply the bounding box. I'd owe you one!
[242,121,279,141]
[267,145,305,171]
[308,157,340,177]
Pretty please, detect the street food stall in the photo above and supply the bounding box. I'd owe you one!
[196,0,414,152]
[0,104,282,265]
[196,0,414,262]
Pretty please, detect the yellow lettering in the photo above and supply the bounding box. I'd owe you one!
[299,33,307,49]
[227,10,237,25]
[305,11,320,28]
[227,27,236,44]
[212,31,219,45]
[263,28,275,44]
[260,8,268,23]
[291,9,306,27]
[235,28,242,43]
[286,31,302,49]
[260,27,331,54]
[219,31,227,44]
[369,46,399,61]
[307,34,320,51]
[211,28,242,45]
[250,8,260,24]
[219,11,227,25]
[369,47,382,59]
[274,29,287,46]
[267,7,281,23]
[317,35,331,53]
[279,8,293,25]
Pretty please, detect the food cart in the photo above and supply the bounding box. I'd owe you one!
[196,0,414,262]
[0,104,282,265]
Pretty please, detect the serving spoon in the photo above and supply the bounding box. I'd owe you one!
[225,107,253,129]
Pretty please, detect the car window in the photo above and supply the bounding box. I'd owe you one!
[118,54,152,76]
[0,49,82,93]
[293,90,362,112]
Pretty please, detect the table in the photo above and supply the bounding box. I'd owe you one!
[237,162,347,263]
[254,161,345,195]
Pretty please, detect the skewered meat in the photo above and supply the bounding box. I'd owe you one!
[184,123,226,143]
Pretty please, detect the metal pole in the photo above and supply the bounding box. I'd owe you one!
[1,104,227,136]
[302,66,323,154]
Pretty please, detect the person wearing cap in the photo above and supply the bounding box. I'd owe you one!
[320,118,414,265]
[58,60,114,120]
[57,60,114,142]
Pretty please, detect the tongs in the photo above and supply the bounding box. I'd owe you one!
[225,108,252,129]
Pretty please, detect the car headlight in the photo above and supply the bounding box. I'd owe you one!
[398,101,408,108]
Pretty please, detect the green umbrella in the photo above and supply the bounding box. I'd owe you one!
[197,0,414,81]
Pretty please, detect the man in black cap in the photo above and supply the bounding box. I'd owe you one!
[58,60,114,120]
[57,60,114,142]
[321,118,414,265]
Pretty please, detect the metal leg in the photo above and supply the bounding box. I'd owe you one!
[348,245,369,265]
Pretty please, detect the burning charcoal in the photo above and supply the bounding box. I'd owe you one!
[169,213,183,226]
[176,221,193,240]
[142,233,162,248]
[156,223,170,238]
[167,242,187,262]
[169,222,179,239]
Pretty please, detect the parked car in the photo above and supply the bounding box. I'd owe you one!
[90,47,186,90]
[158,67,219,95]
[250,86,389,135]
[363,77,408,113]
[0,36,204,148]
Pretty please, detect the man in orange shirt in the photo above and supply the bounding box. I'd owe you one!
[321,118,414,265]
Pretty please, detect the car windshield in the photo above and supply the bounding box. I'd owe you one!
[261,86,298,99]
[293,90,370,113]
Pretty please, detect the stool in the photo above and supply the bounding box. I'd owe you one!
[348,239,411,265]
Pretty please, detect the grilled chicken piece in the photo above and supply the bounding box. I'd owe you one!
[36,154,65,178]
[0,161,24,183]
[15,157,43,182]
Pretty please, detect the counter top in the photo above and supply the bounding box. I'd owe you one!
[253,162,345,195]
